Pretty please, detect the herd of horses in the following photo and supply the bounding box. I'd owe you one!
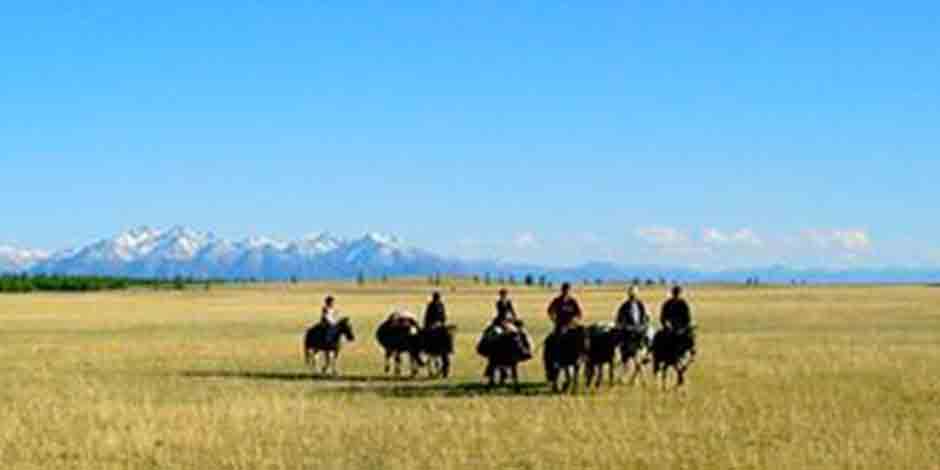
[303,314,696,392]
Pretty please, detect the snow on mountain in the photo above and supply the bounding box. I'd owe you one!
[28,227,460,280]
[16,226,940,283]
[0,245,50,273]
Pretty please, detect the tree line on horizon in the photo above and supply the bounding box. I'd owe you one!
[0,274,220,293]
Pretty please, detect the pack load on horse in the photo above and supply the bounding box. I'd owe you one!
[376,308,424,377]
[303,296,356,376]
[477,289,533,387]
[651,285,697,388]
[543,283,589,392]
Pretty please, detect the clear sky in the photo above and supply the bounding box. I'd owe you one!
[2,2,938,268]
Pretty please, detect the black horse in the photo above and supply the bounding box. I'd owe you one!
[478,326,531,389]
[651,326,696,388]
[303,318,355,376]
[544,325,589,393]
[376,317,424,377]
[421,324,457,378]
[619,326,652,386]
[585,323,625,388]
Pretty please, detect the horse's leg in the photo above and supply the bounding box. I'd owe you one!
[394,352,402,377]
[629,358,643,386]
[675,363,687,388]
[585,364,595,390]
[441,354,450,379]
[573,364,581,392]
[608,361,616,386]
[511,365,520,392]
[409,353,419,378]
[384,350,391,375]
[306,349,317,374]
[620,355,631,384]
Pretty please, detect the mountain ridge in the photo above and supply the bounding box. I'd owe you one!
[3,226,940,283]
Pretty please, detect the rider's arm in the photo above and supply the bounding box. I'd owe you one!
[615,303,626,326]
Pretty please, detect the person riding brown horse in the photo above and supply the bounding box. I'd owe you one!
[547,282,582,333]
[544,283,588,389]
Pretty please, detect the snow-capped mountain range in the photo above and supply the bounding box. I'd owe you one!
[4,226,940,283]
[2,226,462,280]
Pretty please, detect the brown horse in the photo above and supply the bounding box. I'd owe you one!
[544,325,590,393]
[376,317,424,377]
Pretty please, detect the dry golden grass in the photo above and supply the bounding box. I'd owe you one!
[1,281,939,469]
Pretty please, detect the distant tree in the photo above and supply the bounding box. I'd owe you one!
[524,274,535,287]
[381,274,389,283]
[357,271,366,286]
[538,275,547,288]
[472,275,481,284]
[289,275,299,284]
[594,278,604,286]
[172,275,186,290]
[484,272,492,286]
[508,275,517,285]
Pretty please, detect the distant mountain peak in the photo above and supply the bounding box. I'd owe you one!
[9,225,940,283]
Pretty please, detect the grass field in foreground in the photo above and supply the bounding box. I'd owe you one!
[1,282,938,469]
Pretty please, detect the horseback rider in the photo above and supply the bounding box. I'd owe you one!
[547,282,582,333]
[660,285,696,357]
[424,291,447,330]
[319,295,340,343]
[494,288,518,326]
[616,285,649,331]
[481,289,532,380]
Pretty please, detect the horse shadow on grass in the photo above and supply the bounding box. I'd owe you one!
[179,370,406,384]
[178,370,555,397]
[334,381,554,399]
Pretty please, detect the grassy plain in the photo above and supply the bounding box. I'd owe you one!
[1,281,938,469]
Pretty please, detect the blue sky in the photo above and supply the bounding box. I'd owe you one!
[2,2,938,268]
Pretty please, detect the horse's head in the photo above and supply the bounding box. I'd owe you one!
[337,317,355,342]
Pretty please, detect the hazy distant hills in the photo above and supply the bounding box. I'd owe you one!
[2,226,939,284]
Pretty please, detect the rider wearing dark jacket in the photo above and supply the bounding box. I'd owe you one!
[547,283,582,332]
[494,289,518,325]
[424,292,447,329]
[660,285,696,357]
[616,285,648,329]
[660,286,692,331]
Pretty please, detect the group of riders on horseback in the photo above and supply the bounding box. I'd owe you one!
[304,282,697,389]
